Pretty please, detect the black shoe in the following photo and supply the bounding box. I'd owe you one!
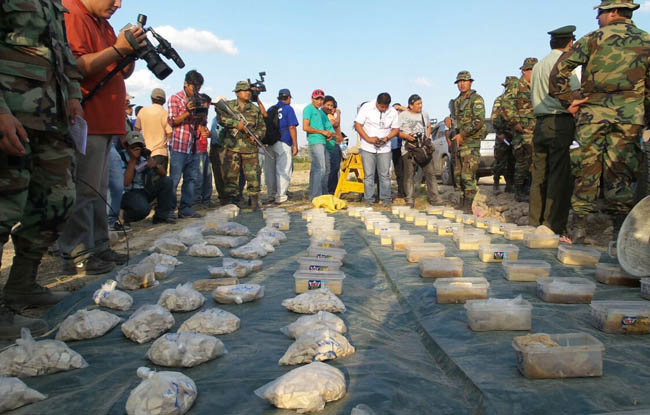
[110,222,132,232]
[3,283,70,307]
[61,258,85,276]
[0,305,49,340]
[76,255,116,275]
[153,216,177,224]
[178,211,203,219]
[97,249,128,265]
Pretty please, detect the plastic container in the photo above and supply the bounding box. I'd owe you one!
[525,233,560,249]
[465,297,532,331]
[301,208,324,220]
[304,212,329,223]
[456,234,492,251]
[266,215,290,231]
[380,229,410,246]
[594,263,640,287]
[642,278,650,300]
[453,228,486,241]
[414,214,429,227]
[392,205,410,216]
[426,205,445,215]
[475,217,496,229]
[350,207,372,217]
[537,277,596,304]
[406,243,446,263]
[404,211,418,223]
[504,226,535,241]
[419,257,464,278]
[557,245,601,266]
[434,277,489,304]
[478,244,519,263]
[488,222,517,235]
[297,256,343,273]
[442,208,457,219]
[360,212,385,224]
[438,223,462,237]
[392,234,426,251]
[318,229,341,242]
[310,238,344,249]
[374,222,400,236]
[590,301,650,334]
[307,246,346,262]
[428,219,451,233]
[399,208,414,219]
[307,222,335,236]
[293,270,346,295]
[461,214,476,225]
[512,333,604,379]
[263,208,287,219]
[366,217,389,232]
[502,260,551,282]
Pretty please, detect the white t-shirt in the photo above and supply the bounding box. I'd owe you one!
[354,100,400,154]
[398,110,430,156]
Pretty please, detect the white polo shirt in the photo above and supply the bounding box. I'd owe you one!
[354,100,400,154]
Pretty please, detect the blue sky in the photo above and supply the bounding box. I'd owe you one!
[111,0,650,146]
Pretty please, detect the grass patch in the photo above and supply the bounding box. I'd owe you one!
[294,161,311,171]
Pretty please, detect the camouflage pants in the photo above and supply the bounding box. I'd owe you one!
[493,138,515,182]
[223,150,260,197]
[0,130,75,265]
[512,127,534,185]
[454,145,480,199]
[571,123,643,216]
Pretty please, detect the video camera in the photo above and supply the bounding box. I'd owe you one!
[125,14,185,80]
[187,93,211,125]
[248,71,267,102]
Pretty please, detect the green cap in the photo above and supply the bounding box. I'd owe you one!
[126,131,145,147]
[233,80,251,92]
[454,70,474,84]
[520,57,538,71]
[548,25,577,39]
[502,76,519,87]
[593,0,639,10]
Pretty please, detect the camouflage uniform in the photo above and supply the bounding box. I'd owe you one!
[502,59,538,190]
[452,72,488,202]
[0,1,81,271]
[550,5,650,223]
[219,88,266,200]
[491,76,518,190]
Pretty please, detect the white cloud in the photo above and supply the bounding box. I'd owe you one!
[152,26,238,55]
[640,1,650,12]
[125,69,167,102]
[414,77,433,88]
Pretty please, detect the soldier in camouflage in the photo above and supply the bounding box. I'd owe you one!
[445,71,488,213]
[491,76,518,193]
[502,57,539,202]
[220,81,267,211]
[550,0,650,242]
[0,0,84,338]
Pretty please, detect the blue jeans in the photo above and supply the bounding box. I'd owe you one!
[194,152,212,204]
[107,144,124,227]
[169,150,199,216]
[361,149,392,202]
[328,144,342,194]
[308,143,330,200]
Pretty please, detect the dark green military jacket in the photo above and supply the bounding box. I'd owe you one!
[453,89,487,148]
[0,0,83,132]
[220,99,267,154]
[502,77,535,131]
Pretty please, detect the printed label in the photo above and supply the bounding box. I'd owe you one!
[621,315,650,333]
[272,223,280,229]
[494,251,505,260]
[316,254,328,259]
[308,279,328,290]
[309,265,329,272]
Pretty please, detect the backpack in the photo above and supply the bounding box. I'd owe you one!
[262,104,282,145]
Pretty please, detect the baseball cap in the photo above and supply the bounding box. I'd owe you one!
[151,88,166,100]
[311,89,325,99]
[278,88,292,98]
[126,131,145,147]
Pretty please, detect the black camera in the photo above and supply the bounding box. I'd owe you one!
[125,14,185,80]
[188,93,211,125]
[248,71,267,102]
[141,147,152,159]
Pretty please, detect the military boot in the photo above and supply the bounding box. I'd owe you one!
[570,215,589,244]
[515,185,529,202]
[249,194,260,212]
[3,257,70,307]
[493,176,501,192]
[0,305,49,340]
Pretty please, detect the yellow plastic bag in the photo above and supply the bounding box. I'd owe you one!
[312,195,348,213]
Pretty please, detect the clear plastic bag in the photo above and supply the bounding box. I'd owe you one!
[93,279,134,311]
[282,289,346,314]
[212,284,265,304]
[146,332,226,368]
[0,329,88,377]
[218,204,240,219]
[281,311,347,339]
[215,222,249,236]
[217,258,263,278]
[255,234,281,247]
[121,305,175,344]
[157,283,205,312]
[351,404,377,415]
[125,367,197,415]
[188,243,223,258]
[148,237,187,256]
[249,237,275,254]
[257,227,287,243]
[254,362,346,413]
[177,308,240,335]
[56,309,122,341]
[279,329,355,365]
[203,235,248,248]
[177,226,206,246]
[230,243,267,260]
[116,263,158,290]
[0,376,46,413]
[140,253,183,268]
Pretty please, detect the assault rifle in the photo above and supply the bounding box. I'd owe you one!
[214,98,274,159]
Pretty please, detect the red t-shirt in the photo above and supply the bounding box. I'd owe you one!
[63,0,126,135]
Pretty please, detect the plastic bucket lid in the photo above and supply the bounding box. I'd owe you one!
[617,195,650,277]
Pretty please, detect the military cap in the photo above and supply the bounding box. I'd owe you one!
[454,70,474,84]
[548,25,576,40]
[126,131,145,147]
[520,57,539,71]
[502,76,519,87]
[233,80,251,92]
[151,88,166,100]
[593,0,640,10]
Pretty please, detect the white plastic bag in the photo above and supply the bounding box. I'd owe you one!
[93,279,133,311]
[146,332,226,368]
[212,284,264,304]
[207,266,227,278]
[0,329,88,377]
[351,404,377,415]
[221,258,263,278]
[56,309,122,341]
[257,227,287,243]
[139,253,183,268]
[149,237,187,256]
[116,263,158,290]
[157,283,205,312]
[250,238,275,254]
[125,367,197,415]
[218,204,240,219]
[188,243,223,258]
[279,329,355,365]
[0,376,46,413]
[254,234,280,247]
[255,362,346,413]
[177,308,240,335]
[204,235,248,248]
[282,289,346,314]
[230,243,267,260]
[281,311,347,339]
[215,222,249,236]
[122,305,175,344]
[177,226,206,246]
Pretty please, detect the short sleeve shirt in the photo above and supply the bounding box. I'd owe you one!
[275,102,299,147]
[399,110,430,155]
[303,104,334,146]
[354,101,400,154]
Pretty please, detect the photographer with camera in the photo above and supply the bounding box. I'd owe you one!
[57,0,147,276]
[167,70,206,219]
[120,131,175,224]
[354,93,400,205]
[398,94,440,208]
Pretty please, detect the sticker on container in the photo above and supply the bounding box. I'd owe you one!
[493,251,505,260]
[309,265,329,272]
[621,315,650,333]
[272,223,281,229]
[445,227,453,233]
[308,279,328,290]
[316,254,328,259]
